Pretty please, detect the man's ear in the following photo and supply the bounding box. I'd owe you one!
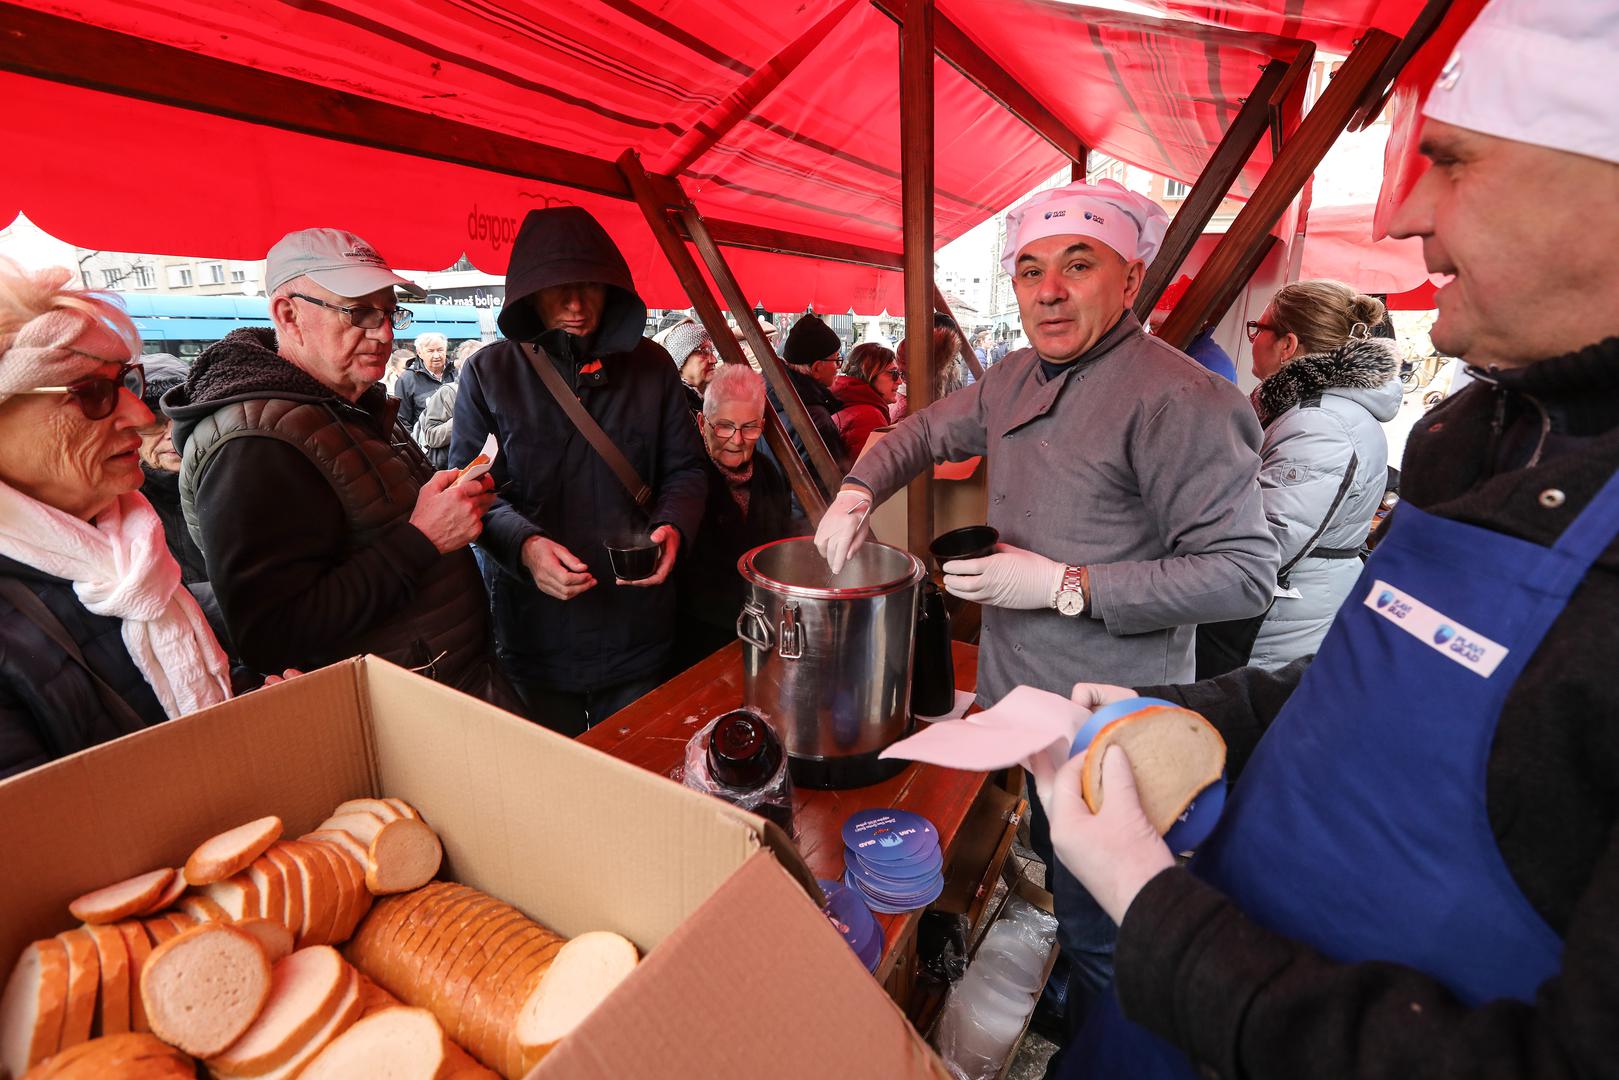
[269,295,303,348]
[1120,258,1147,308]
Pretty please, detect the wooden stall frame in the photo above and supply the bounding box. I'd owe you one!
[900,0,937,558]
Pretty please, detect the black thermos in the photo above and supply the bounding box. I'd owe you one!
[910,579,955,717]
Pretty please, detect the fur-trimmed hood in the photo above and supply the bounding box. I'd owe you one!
[1253,337,1402,427]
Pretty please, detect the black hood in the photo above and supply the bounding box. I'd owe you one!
[497,206,647,354]
[162,326,389,454]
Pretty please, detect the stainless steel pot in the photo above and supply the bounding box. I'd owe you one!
[736,537,926,789]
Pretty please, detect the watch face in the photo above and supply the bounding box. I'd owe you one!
[1057,591,1084,616]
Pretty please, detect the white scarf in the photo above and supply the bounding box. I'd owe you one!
[0,481,232,719]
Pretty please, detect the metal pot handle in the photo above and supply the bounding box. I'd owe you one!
[737,600,773,652]
[779,602,803,660]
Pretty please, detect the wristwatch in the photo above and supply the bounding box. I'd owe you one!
[1055,564,1086,617]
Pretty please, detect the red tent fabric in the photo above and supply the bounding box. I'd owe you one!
[1299,203,1443,297]
[0,0,1430,313]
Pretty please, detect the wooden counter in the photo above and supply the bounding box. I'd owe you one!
[579,640,1023,1007]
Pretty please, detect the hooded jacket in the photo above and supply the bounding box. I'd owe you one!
[164,328,503,696]
[1247,338,1403,668]
[830,374,892,461]
[450,207,708,693]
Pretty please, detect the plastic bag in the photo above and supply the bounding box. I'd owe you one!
[932,896,1058,1079]
[681,714,795,836]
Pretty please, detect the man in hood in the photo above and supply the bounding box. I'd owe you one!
[449,207,708,736]
[164,227,515,707]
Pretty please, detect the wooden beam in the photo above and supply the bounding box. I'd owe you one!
[900,0,936,558]
[1133,58,1292,320]
[871,0,1087,166]
[933,285,985,381]
[616,153,828,521]
[1156,30,1399,350]
[0,2,633,200]
[682,218,905,271]
[678,206,849,498]
[1350,0,1455,130]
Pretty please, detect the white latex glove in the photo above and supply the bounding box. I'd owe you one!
[1025,744,1175,925]
[942,544,1064,609]
[814,487,873,574]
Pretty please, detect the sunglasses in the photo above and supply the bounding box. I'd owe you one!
[292,293,414,331]
[1245,320,1283,342]
[22,361,145,421]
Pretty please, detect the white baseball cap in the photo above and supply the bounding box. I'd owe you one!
[1001,179,1170,274]
[266,228,425,298]
[1423,0,1618,167]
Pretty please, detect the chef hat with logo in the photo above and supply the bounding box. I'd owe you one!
[1000,179,1170,274]
[1423,0,1618,167]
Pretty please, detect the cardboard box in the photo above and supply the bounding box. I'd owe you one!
[0,658,951,1079]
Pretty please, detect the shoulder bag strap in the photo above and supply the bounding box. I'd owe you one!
[0,577,151,732]
[521,343,652,509]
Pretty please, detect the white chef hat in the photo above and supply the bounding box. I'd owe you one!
[1000,179,1170,274]
[1423,0,1618,167]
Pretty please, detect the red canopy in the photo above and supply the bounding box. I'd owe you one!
[1299,203,1443,297]
[0,0,1430,313]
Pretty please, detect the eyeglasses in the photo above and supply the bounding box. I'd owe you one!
[291,293,414,330]
[710,419,764,441]
[1245,320,1282,342]
[22,361,145,421]
[880,367,903,379]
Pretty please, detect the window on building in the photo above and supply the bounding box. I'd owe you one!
[205,263,225,284]
[103,268,126,288]
[82,270,99,287]
[168,267,193,287]
[132,266,155,288]
[231,269,246,283]
[1164,179,1191,199]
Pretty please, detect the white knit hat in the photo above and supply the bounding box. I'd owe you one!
[1423,0,1619,166]
[1001,179,1170,273]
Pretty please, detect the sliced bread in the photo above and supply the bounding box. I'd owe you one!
[205,946,350,1077]
[17,1031,194,1079]
[54,930,100,1053]
[0,938,70,1077]
[111,922,153,1034]
[184,816,283,887]
[67,869,176,926]
[233,920,296,967]
[298,1005,448,1080]
[83,924,130,1037]
[513,931,639,1075]
[139,922,271,1058]
[1080,705,1226,834]
[138,871,189,917]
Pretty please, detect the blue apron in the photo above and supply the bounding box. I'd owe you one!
[1069,467,1619,1078]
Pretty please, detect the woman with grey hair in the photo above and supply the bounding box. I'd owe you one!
[661,318,717,415]
[673,363,793,668]
[394,331,455,439]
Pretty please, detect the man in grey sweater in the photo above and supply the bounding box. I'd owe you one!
[815,178,1276,1028]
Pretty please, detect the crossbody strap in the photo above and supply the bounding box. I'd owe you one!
[1279,451,1358,588]
[0,577,150,732]
[521,343,651,509]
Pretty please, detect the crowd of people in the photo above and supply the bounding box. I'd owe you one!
[0,1,1612,1072]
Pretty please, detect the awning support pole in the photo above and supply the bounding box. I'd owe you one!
[900,0,937,559]
[617,152,829,522]
[1155,29,1399,350]
[932,285,984,381]
[1133,55,1304,319]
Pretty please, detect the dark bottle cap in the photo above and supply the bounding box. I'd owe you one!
[707,710,783,791]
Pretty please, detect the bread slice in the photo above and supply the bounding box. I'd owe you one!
[351,976,497,1080]
[67,869,176,926]
[177,894,231,924]
[55,930,100,1052]
[382,798,424,822]
[299,829,369,870]
[303,840,366,945]
[184,816,283,887]
[420,896,505,1028]
[139,922,270,1058]
[439,907,528,1043]
[137,871,189,917]
[365,818,443,895]
[315,810,388,845]
[112,922,154,1034]
[247,967,362,1080]
[513,931,638,1074]
[1080,705,1226,834]
[0,938,70,1076]
[264,847,306,947]
[245,856,286,926]
[233,919,296,966]
[17,1030,195,1078]
[488,930,567,1077]
[199,875,261,922]
[83,924,131,1037]
[205,946,351,1076]
[330,798,405,823]
[299,1005,448,1080]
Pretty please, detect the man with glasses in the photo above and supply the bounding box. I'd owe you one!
[164,228,518,708]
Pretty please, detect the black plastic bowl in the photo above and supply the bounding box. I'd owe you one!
[929,525,999,565]
[607,542,660,581]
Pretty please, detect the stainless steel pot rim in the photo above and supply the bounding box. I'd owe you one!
[737,537,925,599]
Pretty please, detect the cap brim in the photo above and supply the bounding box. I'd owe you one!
[307,264,425,299]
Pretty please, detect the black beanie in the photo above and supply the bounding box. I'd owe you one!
[783,315,841,366]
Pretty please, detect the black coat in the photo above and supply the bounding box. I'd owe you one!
[1121,337,1619,1080]
[0,555,166,779]
[674,453,794,668]
[393,358,455,439]
[140,465,209,586]
[452,206,709,693]
[767,367,850,481]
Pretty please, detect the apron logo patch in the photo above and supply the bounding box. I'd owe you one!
[1363,580,1508,678]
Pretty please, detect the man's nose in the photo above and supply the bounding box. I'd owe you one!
[1035,276,1067,304]
[1388,168,1436,241]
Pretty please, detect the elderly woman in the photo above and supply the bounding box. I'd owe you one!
[674,363,793,668]
[661,319,718,415]
[831,342,899,460]
[1197,280,1401,676]
[0,259,235,778]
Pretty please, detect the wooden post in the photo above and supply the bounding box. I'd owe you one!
[900,0,936,559]
[677,209,849,499]
[1133,56,1301,320]
[616,153,829,521]
[932,285,983,381]
[1156,30,1399,350]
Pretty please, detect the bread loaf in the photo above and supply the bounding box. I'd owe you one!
[18,1031,194,1079]
[512,931,638,1075]
[1080,705,1225,834]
